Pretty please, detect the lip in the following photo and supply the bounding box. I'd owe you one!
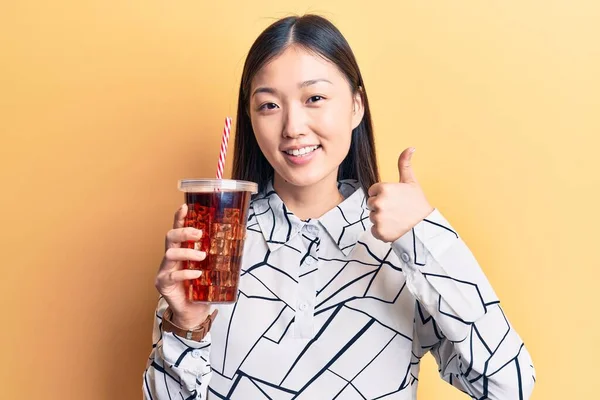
[282,146,321,166]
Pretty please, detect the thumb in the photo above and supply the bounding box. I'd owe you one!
[398,147,418,183]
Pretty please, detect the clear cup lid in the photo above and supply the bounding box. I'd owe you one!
[178,179,258,193]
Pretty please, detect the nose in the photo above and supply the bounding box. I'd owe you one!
[282,103,307,139]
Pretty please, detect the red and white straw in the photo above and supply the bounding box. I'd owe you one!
[216,117,232,179]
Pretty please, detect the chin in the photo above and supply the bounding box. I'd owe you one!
[275,168,333,188]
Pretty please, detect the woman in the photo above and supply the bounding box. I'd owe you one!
[144,15,536,399]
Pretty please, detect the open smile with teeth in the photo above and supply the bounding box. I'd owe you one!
[284,145,321,157]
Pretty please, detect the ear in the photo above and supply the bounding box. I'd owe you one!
[351,87,365,130]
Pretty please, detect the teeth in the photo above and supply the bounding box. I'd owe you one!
[285,145,319,156]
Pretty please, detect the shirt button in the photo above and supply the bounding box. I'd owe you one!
[304,257,315,266]
[401,252,410,263]
[191,350,202,358]
[298,302,308,311]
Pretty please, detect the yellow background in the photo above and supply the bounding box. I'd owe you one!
[1,1,598,399]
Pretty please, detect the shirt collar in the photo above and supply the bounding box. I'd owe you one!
[251,178,372,256]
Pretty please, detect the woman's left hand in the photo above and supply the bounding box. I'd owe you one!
[367,147,435,243]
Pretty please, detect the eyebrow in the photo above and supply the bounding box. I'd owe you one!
[251,79,333,97]
[300,78,332,88]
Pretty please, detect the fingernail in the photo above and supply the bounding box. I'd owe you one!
[410,147,416,153]
[193,229,202,236]
[196,251,206,258]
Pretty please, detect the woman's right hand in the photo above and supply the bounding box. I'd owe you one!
[155,204,211,329]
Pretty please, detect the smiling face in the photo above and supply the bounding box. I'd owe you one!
[248,45,364,189]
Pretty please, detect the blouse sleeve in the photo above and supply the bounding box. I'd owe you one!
[391,209,536,399]
[142,296,213,399]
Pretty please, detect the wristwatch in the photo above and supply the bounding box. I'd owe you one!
[162,307,218,341]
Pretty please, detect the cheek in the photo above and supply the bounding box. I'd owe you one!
[316,106,353,149]
[251,117,281,152]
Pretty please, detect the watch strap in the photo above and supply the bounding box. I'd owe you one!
[162,307,218,341]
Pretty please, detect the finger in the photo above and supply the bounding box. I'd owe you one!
[173,203,188,229]
[159,269,203,287]
[366,197,379,212]
[369,211,379,224]
[367,182,384,197]
[165,248,207,262]
[370,225,381,240]
[398,147,418,184]
[166,227,203,247]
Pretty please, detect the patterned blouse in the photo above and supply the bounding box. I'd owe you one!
[144,179,535,399]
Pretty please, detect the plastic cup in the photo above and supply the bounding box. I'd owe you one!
[178,179,257,303]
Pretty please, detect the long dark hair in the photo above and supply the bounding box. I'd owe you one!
[231,15,380,196]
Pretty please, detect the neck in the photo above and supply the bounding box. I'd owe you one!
[273,172,344,221]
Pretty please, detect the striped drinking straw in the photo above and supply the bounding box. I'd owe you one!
[216,117,232,179]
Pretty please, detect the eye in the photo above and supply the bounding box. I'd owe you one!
[259,102,279,111]
[307,95,325,104]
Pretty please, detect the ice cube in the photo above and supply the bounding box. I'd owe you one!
[184,217,196,228]
[220,271,233,287]
[195,221,206,232]
[212,223,232,239]
[211,255,231,271]
[187,209,198,219]
[210,238,231,255]
[195,205,211,214]
[223,208,241,223]
[225,224,242,240]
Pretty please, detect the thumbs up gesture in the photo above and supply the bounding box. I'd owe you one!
[367,148,435,243]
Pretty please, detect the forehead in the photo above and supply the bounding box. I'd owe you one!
[251,46,344,89]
